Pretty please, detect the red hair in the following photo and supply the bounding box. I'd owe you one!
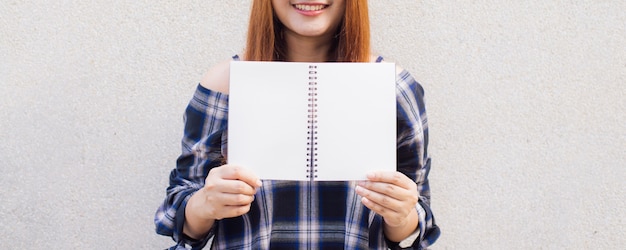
[244,0,371,62]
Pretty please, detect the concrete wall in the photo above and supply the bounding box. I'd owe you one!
[1,1,624,249]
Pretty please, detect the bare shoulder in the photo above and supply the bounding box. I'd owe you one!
[200,60,232,94]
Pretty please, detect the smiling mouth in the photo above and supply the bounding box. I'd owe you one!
[293,4,329,11]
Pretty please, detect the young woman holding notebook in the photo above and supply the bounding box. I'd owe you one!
[155,0,439,249]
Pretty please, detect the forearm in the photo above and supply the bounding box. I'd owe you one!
[183,191,216,240]
[383,206,419,242]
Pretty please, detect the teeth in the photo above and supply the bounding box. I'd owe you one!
[294,4,325,11]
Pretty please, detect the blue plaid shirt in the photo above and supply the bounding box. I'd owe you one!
[155,57,440,249]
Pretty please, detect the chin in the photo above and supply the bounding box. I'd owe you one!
[290,23,337,38]
[297,30,331,37]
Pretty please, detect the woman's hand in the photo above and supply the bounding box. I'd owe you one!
[184,164,262,239]
[196,164,262,219]
[356,171,419,241]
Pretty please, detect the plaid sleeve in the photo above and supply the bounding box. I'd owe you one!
[394,69,441,249]
[154,84,229,249]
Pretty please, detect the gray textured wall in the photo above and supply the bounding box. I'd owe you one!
[1,1,624,249]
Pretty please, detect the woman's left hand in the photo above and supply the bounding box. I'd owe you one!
[355,171,418,228]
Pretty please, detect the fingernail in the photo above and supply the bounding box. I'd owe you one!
[256,180,263,187]
[361,197,369,204]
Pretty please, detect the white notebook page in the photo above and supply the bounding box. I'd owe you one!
[314,63,396,180]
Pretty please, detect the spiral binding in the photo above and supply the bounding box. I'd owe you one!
[306,65,318,180]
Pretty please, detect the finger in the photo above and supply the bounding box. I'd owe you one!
[361,196,411,228]
[366,171,414,189]
[360,196,397,220]
[358,192,413,229]
[219,179,259,196]
[219,192,256,206]
[218,204,252,219]
[355,186,402,213]
[358,180,413,201]
[219,165,263,188]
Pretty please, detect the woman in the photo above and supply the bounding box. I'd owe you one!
[155,0,440,249]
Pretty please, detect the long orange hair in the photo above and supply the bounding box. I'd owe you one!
[244,0,371,62]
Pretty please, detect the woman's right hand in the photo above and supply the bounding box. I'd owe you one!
[196,164,262,220]
[184,164,262,239]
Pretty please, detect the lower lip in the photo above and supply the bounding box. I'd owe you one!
[293,6,326,16]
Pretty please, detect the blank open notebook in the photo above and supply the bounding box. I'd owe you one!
[228,61,396,181]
